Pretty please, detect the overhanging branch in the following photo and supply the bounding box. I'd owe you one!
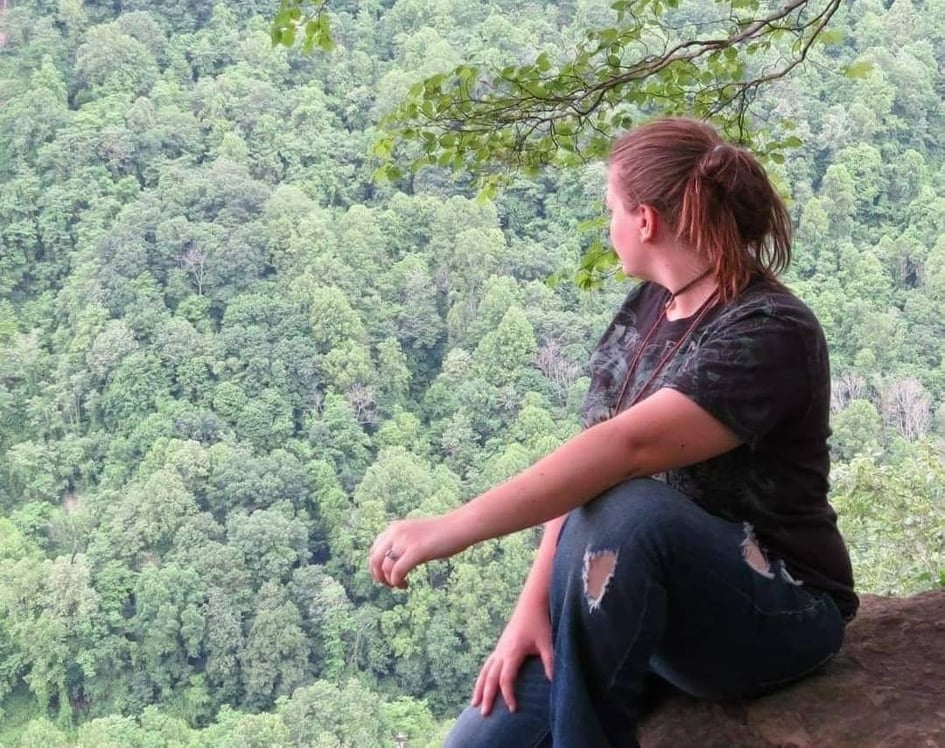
[377,0,842,178]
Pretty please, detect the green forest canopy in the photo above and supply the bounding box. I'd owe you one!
[0,0,944,744]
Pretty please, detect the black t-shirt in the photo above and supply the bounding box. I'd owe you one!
[582,278,858,620]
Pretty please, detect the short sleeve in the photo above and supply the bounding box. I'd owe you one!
[665,309,811,449]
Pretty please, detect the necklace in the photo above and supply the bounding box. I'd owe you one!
[664,266,713,312]
[611,276,718,415]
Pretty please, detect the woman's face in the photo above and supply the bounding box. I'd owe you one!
[606,168,645,276]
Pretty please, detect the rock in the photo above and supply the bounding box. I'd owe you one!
[640,591,945,747]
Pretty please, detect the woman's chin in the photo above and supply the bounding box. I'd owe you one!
[620,263,645,281]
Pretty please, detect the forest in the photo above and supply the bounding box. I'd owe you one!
[0,0,944,744]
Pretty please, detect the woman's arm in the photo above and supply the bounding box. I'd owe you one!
[515,515,564,609]
[470,514,565,714]
[370,387,740,588]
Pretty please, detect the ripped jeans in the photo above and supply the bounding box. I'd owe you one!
[444,479,845,748]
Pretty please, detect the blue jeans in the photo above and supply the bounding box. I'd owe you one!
[444,479,845,748]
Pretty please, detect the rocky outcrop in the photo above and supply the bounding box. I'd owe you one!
[640,591,945,747]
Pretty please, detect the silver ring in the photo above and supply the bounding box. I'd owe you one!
[384,548,399,561]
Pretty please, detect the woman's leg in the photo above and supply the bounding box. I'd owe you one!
[443,656,552,748]
[548,478,845,748]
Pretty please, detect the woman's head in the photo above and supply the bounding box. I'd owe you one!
[608,117,791,302]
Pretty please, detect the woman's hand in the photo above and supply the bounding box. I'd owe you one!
[369,514,470,589]
[472,597,553,716]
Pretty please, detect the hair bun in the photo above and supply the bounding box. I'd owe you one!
[696,143,737,188]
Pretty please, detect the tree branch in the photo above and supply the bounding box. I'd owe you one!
[375,0,841,178]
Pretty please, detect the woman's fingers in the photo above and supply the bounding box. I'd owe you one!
[472,651,524,716]
[369,521,424,589]
[387,553,411,589]
[478,659,501,716]
[369,526,406,587]
[470,608,553,717]
[369,535,414,590]
[368,537,389,584]
[498,657,520,713]
[471,656,491,707]
[370,515,465,590]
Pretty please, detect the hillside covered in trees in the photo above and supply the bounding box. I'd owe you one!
[1,0,944,744]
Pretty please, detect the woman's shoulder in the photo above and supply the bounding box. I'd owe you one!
[718,277,824,335]
[619,280,668,314]
[604,280,666,329]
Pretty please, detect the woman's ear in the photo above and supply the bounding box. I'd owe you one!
[638,204,659,242]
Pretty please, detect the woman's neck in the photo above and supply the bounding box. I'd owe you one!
[663,266,718,321]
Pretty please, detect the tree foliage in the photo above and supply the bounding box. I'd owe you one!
[0,0,944,742]
[275,0,843,175]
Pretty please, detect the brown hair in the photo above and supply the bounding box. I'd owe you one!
[609,117,791,303]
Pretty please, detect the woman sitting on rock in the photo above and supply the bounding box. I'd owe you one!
[369,116,857,748]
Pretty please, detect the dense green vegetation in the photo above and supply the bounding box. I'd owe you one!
[0,0,943,743]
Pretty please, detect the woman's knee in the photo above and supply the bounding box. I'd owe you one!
[558,479,693,556]
[444,658,552,748]
[442,707,492,748]
[552,479,696,612]
[443,704,550,748]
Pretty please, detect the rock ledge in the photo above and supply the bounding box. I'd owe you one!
[641,591,945,747]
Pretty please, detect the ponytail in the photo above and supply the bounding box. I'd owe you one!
[610,119,792,304]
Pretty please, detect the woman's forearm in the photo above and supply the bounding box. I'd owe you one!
[367,389,738,589]
[445,388,740,552]
[451,416,640,550]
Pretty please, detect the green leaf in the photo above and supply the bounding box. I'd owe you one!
[576,215,608,232]
[373,137,394,159]
[476,181,499,203]
[372,163,403,183]
[316,15,336,52]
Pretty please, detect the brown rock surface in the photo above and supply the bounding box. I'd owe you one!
[640,591,945,747]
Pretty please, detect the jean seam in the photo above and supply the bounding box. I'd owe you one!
[526,728,551,748]
[606,577,652,690]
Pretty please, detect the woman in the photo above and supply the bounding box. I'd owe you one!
[369,117,857,747]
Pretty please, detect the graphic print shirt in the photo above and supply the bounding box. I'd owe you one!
[582,277,858,619]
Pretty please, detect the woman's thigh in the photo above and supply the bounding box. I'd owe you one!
[552,478,845,701]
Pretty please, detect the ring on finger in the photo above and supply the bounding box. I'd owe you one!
[384,548,400,561]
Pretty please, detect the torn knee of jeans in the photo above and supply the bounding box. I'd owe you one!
[778,559,803,586]
[740,522,774,579]
[582,549,618,611]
